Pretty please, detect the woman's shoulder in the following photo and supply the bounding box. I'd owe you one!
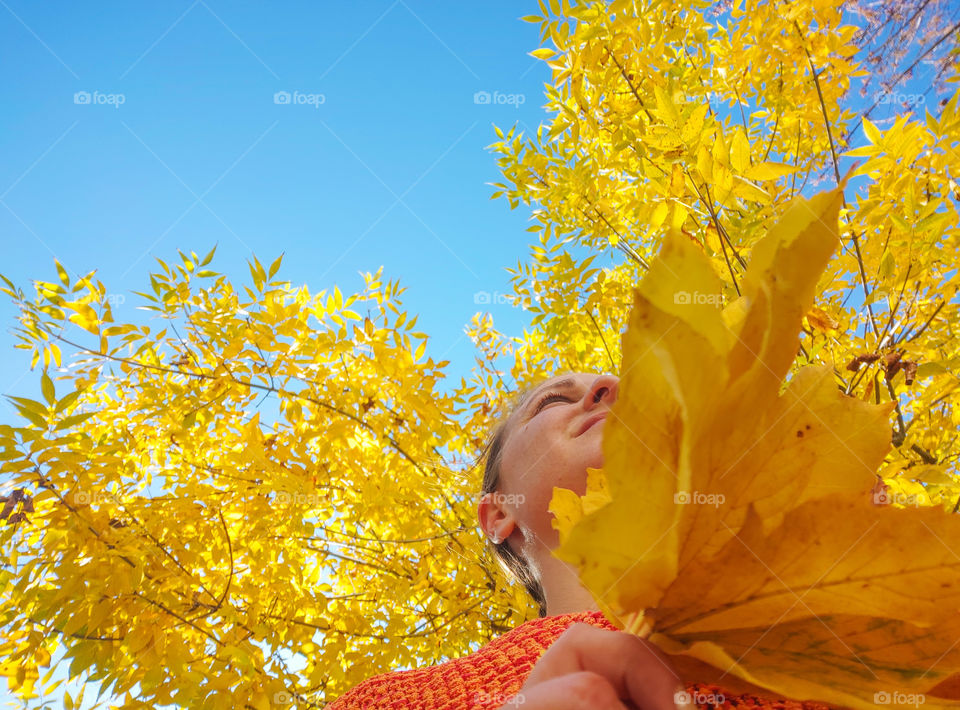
[323,609,838,709]
[324,610,611,709]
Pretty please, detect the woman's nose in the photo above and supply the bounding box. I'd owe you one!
[585,374,619,408]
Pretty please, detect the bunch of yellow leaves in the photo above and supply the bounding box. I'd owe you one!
[549,187,960,709]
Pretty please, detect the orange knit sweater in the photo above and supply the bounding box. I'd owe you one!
[325,610,836,709]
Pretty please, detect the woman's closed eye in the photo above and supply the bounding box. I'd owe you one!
[532,392,573,416]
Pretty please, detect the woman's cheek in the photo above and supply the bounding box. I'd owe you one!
[533,474,579,534]
[531,483,559,533]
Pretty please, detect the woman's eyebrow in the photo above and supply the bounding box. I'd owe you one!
[521,376,579,418]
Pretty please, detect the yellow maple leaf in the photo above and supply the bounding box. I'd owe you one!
[549,466,611,547]
[550,187,960,709]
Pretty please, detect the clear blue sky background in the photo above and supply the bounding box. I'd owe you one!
[0,0,548,415]
[0,2,552,707]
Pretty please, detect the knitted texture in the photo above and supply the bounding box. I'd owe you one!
[325,610,836,709]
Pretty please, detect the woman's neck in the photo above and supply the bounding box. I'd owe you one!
[536,548,602,617]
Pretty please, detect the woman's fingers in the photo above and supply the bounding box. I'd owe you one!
[501,671,631,709]
[516,623,685,710]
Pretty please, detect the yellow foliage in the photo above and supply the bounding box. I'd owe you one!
[0,0,958,707]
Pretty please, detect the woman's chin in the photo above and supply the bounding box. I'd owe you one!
[586,448,604,471]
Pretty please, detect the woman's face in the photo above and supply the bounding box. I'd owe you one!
[479,372,620,552]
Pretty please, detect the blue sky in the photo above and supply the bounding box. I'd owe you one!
[0,1,550,417]
[0,2,555,707]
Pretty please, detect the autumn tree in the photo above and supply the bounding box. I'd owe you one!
[486,0,959,507]
[0,258,521,708]
[1,0,959,708]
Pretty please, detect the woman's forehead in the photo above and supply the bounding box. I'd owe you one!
[531,372,593,396]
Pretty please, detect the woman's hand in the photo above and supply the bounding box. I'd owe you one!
[498,622,685,710]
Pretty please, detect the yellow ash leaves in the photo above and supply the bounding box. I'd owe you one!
[804,305,840,333]
[548,187,960,709]
[0,247,473,706]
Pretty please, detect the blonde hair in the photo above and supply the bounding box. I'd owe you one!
[476,373,576,617]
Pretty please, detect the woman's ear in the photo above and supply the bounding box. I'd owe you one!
[477,491,517,544]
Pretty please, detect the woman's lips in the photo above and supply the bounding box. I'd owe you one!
[577,412,607,436]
